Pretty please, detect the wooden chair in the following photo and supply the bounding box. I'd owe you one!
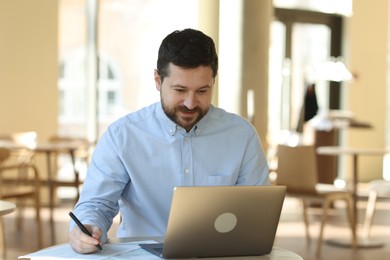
[276,144,356,256]
[0,131,37,165]
[48,135,91,201]
[361,153,390,239]
[0,148,43,249]
[361,180,390,239]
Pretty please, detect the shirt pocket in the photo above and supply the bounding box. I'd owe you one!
[208,174,237,186]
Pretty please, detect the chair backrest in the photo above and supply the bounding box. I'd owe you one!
[49,135,87,144]
[276,144,318,194]
[0,132,37,164]
[0,148,11,196]
[49,135,91,160]
[0,131,37,147]
[0,148,10,164]
[10,131,37,146]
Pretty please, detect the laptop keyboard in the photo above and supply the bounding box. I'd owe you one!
[154,247,163,254]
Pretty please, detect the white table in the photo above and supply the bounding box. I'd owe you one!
[0,200,15,216]
[109,237,303,259]
[20,237,303,260]
[317,146,390,248]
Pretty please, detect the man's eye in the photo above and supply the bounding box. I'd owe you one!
[174,89,186,92]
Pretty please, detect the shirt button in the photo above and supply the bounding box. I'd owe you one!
[184,168,190,174]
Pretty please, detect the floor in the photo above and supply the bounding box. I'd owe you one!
[3,196,390,260]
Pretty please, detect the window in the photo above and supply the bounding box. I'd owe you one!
[58,0,198,139]
[58,49,121,134]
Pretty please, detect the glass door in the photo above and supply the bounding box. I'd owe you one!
[268,8,342,146]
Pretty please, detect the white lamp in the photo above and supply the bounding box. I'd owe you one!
[316,56,353,82]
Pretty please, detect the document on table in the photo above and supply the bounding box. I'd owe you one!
[18,240,160,260]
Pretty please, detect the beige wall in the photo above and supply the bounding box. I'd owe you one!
[0,0,58,141]
[345,0,389,181]
[198,0,220,106]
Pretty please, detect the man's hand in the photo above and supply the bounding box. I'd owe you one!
[69,225,103,254]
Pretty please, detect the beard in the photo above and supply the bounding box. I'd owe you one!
[161,100,207,132]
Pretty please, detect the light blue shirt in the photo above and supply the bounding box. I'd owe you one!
[72,102,269,242]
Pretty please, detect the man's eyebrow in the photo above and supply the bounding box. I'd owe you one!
[170,84,186,88]
[170,84,211,89]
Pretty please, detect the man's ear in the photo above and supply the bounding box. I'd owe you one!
[154,69,161,91]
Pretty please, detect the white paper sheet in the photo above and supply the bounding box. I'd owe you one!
[18,240,158,260]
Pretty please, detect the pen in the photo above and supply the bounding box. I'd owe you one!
[69,211,103,251]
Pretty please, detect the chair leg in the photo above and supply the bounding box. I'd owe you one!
[302,199,311,242]
[35,191,43,249]
[345,194,357,249]
[16,200,25,232]
[0,217,6,259]
[35,206,43,248]
[31,164,43,249]
[316,197,332,257]
[362,190,378,240]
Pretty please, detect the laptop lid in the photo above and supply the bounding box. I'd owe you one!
[140,185,286,258]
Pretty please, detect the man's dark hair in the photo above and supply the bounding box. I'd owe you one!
[156,28,218,82]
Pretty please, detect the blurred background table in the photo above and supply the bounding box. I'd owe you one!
[317,146,390,248]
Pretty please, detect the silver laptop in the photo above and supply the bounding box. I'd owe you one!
[139,185,286,258]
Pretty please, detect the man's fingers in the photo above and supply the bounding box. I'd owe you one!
[69,225,102,254]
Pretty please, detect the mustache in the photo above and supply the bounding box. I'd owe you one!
[178,106,201,113]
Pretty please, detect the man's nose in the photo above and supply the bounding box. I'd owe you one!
[183,93,197,110]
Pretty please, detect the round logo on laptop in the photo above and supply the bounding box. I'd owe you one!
[214,212,237,233]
